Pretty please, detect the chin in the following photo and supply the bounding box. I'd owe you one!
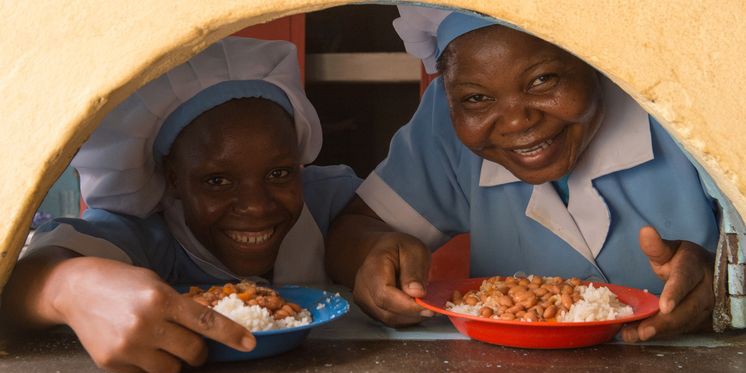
[220,248,280,277]
[229,261,275,277]
[513,165,571,185]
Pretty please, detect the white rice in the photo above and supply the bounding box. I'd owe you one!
[447,284,633,322]
[212,294,312,331]
[557,284,633,322]
[445,302,483,316]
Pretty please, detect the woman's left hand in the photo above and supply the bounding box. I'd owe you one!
[621,226,715,342]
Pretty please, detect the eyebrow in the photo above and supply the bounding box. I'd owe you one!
[522,56,560,74]
[452,81,485,88]
[449,55,562,88]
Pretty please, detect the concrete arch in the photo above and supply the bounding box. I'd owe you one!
[1,0,744,327]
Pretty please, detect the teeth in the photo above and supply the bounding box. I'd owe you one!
[226,228,274,245]
[513,138,553,156]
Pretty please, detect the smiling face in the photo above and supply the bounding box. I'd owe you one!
[165,98,303,277]
[441,25,605,184]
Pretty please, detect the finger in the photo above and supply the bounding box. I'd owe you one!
[355,288,425,327]
[102,363,147,373]
[362,305,425,327]
[169,296,255,352]
[157,322,208,367]
[620,322,641,343]
[363,276,427,317]
[132,349,182,373]
[658,247,705,314]
[635,279,712,341]
[639,226,678,267]
[397,240,431,298]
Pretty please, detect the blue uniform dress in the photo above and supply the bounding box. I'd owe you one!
[357,77,719,294]
[28,165,361,287]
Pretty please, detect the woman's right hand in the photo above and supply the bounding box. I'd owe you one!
[352,232,434,327]
[50,257,255,373]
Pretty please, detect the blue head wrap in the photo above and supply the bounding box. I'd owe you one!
[153,79,293,162]
[435,12,500,61]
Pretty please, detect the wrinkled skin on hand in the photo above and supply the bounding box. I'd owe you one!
[621,226,714,342]
[53,257,255,373]
[352,232,435,327]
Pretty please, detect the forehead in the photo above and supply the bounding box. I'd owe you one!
[449,25,565,67]
[171,98,297,163]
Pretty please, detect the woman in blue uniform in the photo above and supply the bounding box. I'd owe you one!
[326,7,718,342]
[1,38,360,373]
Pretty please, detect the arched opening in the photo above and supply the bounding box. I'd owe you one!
[1,0,743,334]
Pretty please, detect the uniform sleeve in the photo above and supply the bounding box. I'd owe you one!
[653,115,723,244]
[302,164,362,237]
[357,78,471,250]
[26,208,174,269]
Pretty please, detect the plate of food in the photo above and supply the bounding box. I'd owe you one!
[183,281,349,361]
[415,275,659,349]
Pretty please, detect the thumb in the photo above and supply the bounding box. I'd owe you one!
[639,226,678,267]
[397,238,431,298]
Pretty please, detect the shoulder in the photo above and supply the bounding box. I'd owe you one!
[80,208,171,239]
[301,165,361,236]
[28,209,175,265]
[302,164,361,185]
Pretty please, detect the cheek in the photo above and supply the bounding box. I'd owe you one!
[552,77,600,123]
[451,110,495,150]
[183,191,230,227]
[272,180,304,221]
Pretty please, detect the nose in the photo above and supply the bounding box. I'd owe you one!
[497,96,541,135]
[232,185,277,216]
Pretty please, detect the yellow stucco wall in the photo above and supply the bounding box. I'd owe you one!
[1,1,744,324]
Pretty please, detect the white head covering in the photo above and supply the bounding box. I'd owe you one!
[72,37,321,218]
[393,5,519,74]
[392,5,451,74]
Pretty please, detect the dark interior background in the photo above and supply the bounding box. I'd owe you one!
[306,4,421,178]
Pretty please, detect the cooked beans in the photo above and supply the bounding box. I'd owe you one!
[498,295,514,307]
[187,281,301,320]
[464,295,479,306]
[543,305,557,319]
[450,275,586,322]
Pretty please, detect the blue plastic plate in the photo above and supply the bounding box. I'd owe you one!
[182,285,349,361]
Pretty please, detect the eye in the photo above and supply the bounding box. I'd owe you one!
[464,94,493,104]
[528,74,558,91]
[205,176,231,187]
[266,167,295,183]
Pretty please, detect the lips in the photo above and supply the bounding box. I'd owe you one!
[501,127,569,172]
[224,227,275,245]
[512,137,555,156]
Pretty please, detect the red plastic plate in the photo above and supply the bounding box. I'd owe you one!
[415,277,659,349]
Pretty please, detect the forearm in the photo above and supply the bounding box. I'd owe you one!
[325,196,398,288]
[0,247,80,330]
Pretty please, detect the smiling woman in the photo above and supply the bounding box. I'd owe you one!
[439,23,605,185]
[0,35,363,373]
[324,7,724,344]
[165,98,304,277]
[0,0,744,335]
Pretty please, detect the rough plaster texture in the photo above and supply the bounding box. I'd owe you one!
[1,0,744,324]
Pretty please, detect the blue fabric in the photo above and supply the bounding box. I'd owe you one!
[35,165,361,286]
[374,77,719,294]
[435,12,520,61]
[302,165,363,237]
[551,174,571,206]
[153,80,294,161]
